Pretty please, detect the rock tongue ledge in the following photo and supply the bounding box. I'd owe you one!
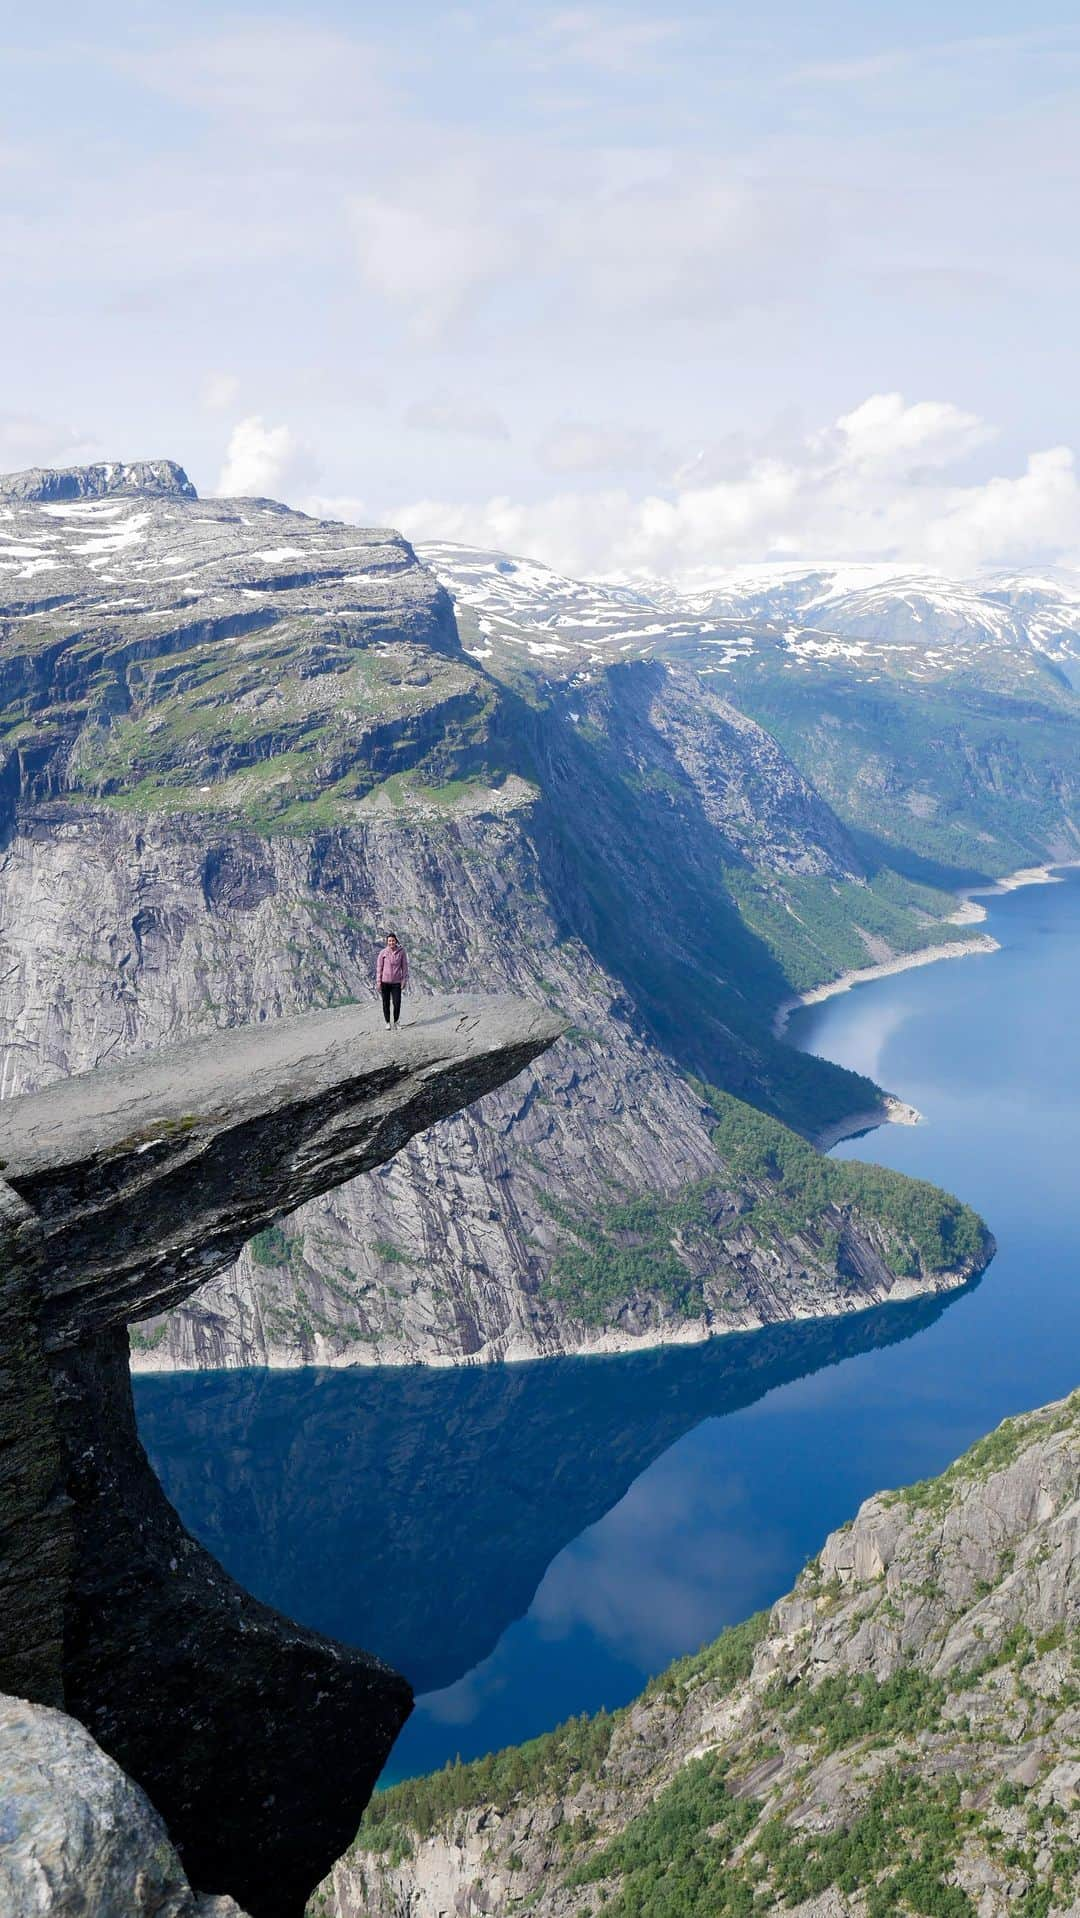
[0,992,562,1918]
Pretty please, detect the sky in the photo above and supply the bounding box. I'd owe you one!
[3,1,1080,578]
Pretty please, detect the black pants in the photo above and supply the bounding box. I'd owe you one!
[380,982,402,1025]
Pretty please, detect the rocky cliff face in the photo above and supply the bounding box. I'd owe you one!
[0,458,197,503]
[0,468,986,1369]
[0,996,558,1918]
[326,1387,1080,1918]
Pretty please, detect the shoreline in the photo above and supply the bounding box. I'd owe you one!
[771,934,999,1040]
[130,1238,985,1377]
[812,1094,922,1154]
[779,856,1080,1148]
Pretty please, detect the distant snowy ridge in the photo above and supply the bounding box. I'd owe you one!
[418,541,1080,681]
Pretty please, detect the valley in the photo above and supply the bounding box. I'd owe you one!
[145,860,1080,1799]
[0,467,998,1371]
[3,464,1080,1917]
[291,871,1080,1918]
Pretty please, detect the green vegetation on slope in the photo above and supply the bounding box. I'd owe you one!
[709,1088,987,1276]
[350,1612,1068,1913]
[724,866,981,994]
[723,655,1080,884]
[354,1713,618,1863]
[539,1184,724,1325]
[570,1756,983,1918]
[536,1090,987,1326]
[889,1389,1080,1515]
[351,1614,768,1862]
[336,1394,1080,1918]
[534,666,972,1128]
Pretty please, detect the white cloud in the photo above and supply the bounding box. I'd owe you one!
[404,393,510,441]
[216,416,313,500]
[383,395,1080,580]
[115,25,388,129]
[523,9,684,75]
[785,49,914,87]
[343,137,819,349]
[200,372,240,413]
[922,446,1080,574]
[0,414,102,473]
[348,177,519,341]
[538,422,665,474]
[829,392,993,474]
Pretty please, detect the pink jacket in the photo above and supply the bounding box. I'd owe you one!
[376,944,409,987]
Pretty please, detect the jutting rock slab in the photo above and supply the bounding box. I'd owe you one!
[0,994,562,1918]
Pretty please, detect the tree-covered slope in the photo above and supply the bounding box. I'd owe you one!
[324,1388,1080,1918]
[718,647,1080,887]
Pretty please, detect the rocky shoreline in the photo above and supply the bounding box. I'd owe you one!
[811,1092,923,1153]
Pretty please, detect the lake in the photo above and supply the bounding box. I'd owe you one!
[135,868,1080,1782]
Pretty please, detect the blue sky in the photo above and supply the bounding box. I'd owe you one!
[4,2,1080,575]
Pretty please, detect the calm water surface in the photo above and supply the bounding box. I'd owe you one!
[136,870,1080,1782]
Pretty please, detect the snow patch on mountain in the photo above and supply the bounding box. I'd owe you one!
[419,541,1080,685]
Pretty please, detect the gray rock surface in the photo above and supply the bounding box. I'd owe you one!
[0,1692,248,1915]
[0,458,197,502]
[0,777,972,1375]
[326,1388,1080,1918]
[0,1184,68,1710]
[0,468,984,1372]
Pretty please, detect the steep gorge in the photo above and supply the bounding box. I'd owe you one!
[0,467,989,1368]
[0,995,561,1917]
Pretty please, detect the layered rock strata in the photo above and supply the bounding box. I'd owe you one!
[0,995,559,1917]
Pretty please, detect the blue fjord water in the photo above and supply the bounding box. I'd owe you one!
[135,869,1080,1783]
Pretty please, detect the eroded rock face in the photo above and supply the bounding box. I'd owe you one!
[0,467,978,1372]
[0,1185,68,1711]
[0,807,983,1375]
[0,995,561,1918]
[0,1693,248,1916]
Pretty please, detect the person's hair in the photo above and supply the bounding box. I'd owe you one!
[384,931,399,941]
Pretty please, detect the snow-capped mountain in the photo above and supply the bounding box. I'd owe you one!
[418,542,1080,687]
[414,539,724,671]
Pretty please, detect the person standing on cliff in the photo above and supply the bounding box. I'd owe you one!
[376,931,409,1029]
